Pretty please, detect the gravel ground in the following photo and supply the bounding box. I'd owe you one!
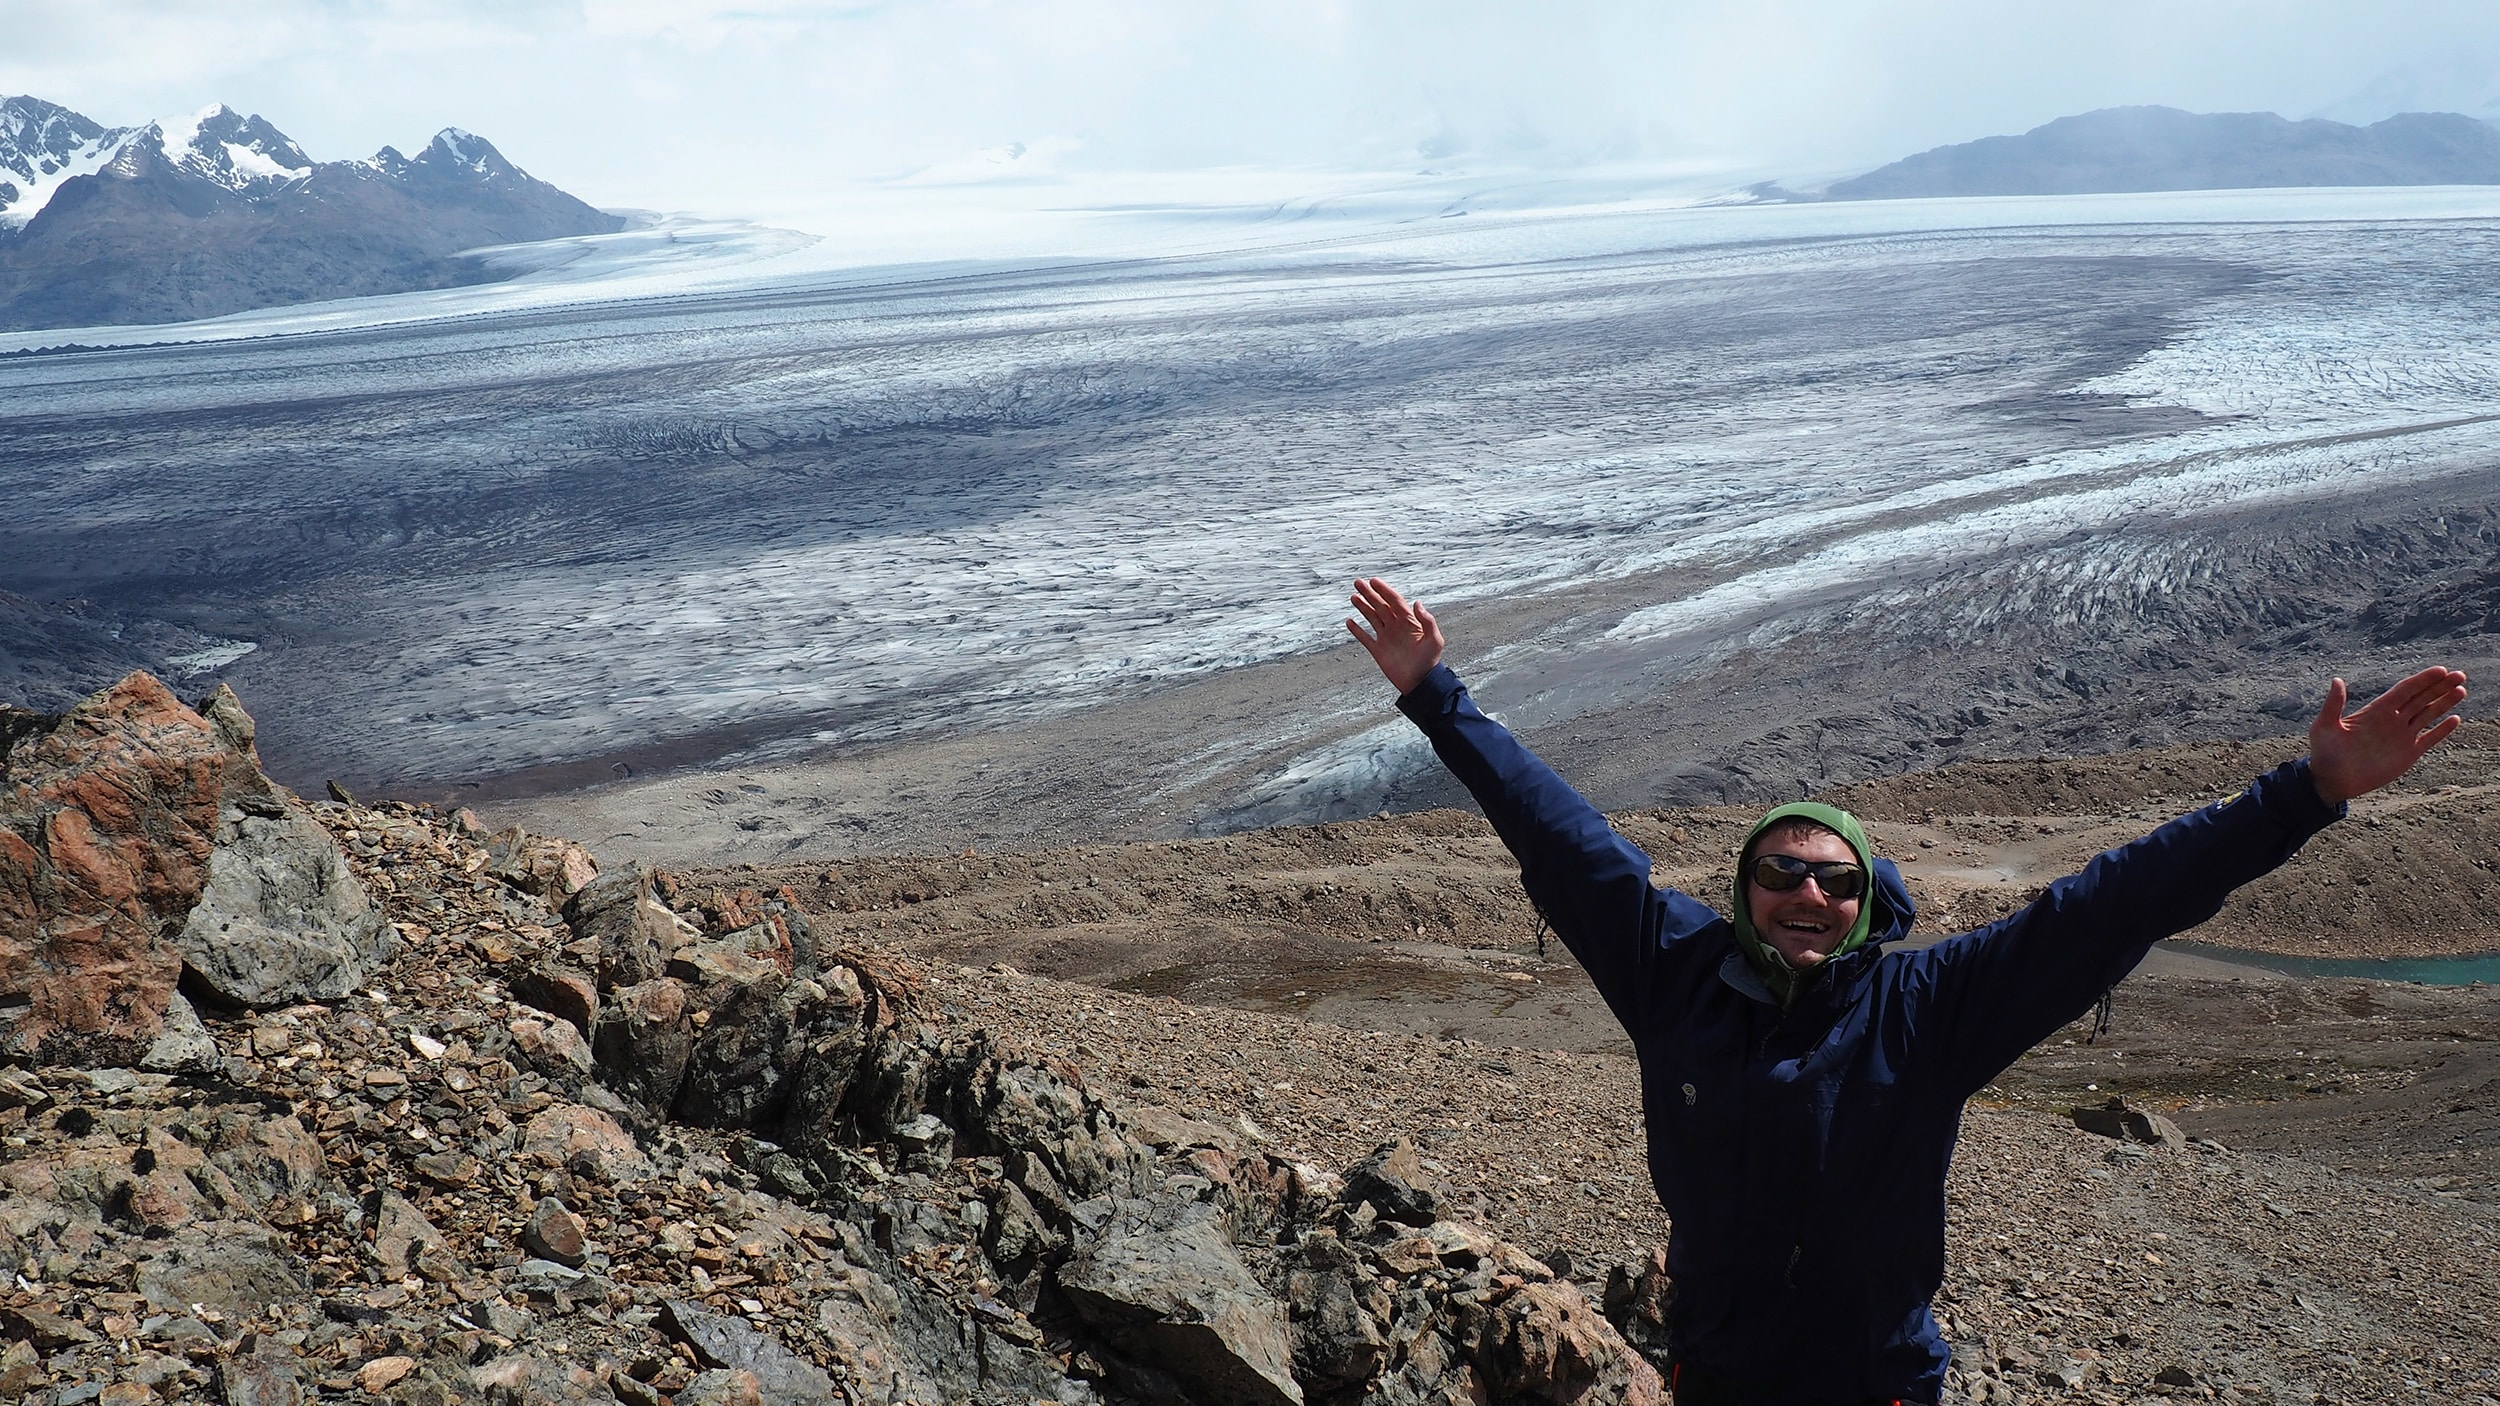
[922,960,2500,1405]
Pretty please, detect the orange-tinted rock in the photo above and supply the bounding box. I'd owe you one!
[513,963,598,1035]
[483,827,598,900]
[0,674,256,1065]
[520,1102,650,1183]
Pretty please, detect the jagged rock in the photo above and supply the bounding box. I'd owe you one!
[138,990,222,1073]
[520,1103,650,1183]
[893,1112,954,1173]
[368,1191,450,1278]
[659,1300,840,1404]
[523,1197,588,1268]
[2072,1098,2188,1151]
[676,1369,765,1406]
[483,826,598,900]
[560,863,679,990]
[133,1224,308,1318]
[667,938,780,987]
[514,963,598,1035]
[0,673,240,1064]
[1601,1247,1674,1369]
[173,794,396,1008]
[674,972,860,1129]
[592,977,697,1109]
[1343,1137,1441,1227]
[1288,1244,1390,1388]
[216,1346,309,1406]
[1460,1279,1666,1405]
[206,1112,330,1221]
[1057,1201,1303,1406]
[510,1015,595,1075]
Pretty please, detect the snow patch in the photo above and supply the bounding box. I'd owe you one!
[164,640,258,677]
[153,103,226,167]
[0,128,131,228]
[222,140,307,184]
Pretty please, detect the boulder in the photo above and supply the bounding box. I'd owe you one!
[510,1016,595,1076]
[592,977,697,1110]
[1056,1202,1303,1406]
[667,938,780,987]
[138,990,223,1073]
[215,1346,309,1406]
[2071,1098,2188,1151]
[0,674,237,1064]
[659,1300,840,1405]
[133,1224,309,1318]
[675,974,862,1130]
[1288,1261,1390,1388]
[1461,1280,1665,1406]
[368,1191,450,1278]
[173,796,396,1008]
[483,826,598,900]
[520,1103,651,1183]
[1343,1137,1441,1227]
[206,1111,330,1220]
[522,1197,588,1268]
[560,863,678,989]
[513,963,598,1035]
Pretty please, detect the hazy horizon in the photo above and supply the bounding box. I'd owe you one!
[9,1,2500,239]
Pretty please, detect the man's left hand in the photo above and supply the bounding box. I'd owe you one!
[2308,667,2469,806]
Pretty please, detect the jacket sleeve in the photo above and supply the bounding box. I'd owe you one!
[1910,757,2343,1098]
[1396,665,1721,1028]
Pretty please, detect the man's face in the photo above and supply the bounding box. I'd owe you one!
[1747,829,1863,968]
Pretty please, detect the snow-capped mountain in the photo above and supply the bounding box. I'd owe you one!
[0,97,621,330]
[0,95,136,228]
[125,103,314,194]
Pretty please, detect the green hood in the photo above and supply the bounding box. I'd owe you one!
[1730,800,1877,1007]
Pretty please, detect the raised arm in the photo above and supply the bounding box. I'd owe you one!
[1915,667,2467,1095]
[1348,579,1719,1021]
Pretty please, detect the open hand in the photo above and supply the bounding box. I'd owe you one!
[1346,577,1445,696]
[2308,666,2469,806]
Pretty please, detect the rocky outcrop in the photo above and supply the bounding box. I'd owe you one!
[173,795,395,1007]
[0,696,1673,1405]
[0,673,393,1063]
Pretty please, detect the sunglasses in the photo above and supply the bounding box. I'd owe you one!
[1748,853,1867,901]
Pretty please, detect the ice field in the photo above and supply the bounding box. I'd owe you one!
[7,184,2500,818]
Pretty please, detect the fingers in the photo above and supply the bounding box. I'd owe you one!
[2312,678,2348,734]
[2373,666,2467,724]
[1349,577,1422,637]
[2413,712,2465,757]
[2395,671,2468,730]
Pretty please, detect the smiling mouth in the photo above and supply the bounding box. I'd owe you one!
[1778,918,1832,934]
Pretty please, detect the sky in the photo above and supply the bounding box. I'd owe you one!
[7,0,2500,232]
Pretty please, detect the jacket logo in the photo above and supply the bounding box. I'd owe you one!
[1682,1083,1697,1106]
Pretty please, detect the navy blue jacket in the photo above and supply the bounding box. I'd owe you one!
[1398,665,2342,1405]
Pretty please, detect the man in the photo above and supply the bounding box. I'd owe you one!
[1344,576,2467,1406]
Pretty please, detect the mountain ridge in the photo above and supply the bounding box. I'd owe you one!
[0,96,623,330]
[1816,104,2500,201]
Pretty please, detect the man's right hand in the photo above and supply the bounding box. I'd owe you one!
[1346,577,1445,696]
